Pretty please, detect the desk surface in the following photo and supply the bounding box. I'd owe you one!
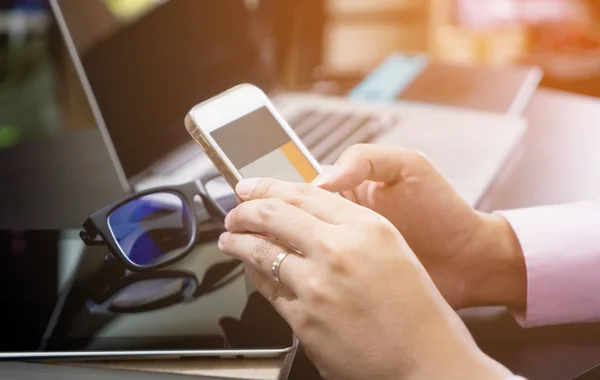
[2,88,600,380]
[480,88,600,212]
[77,358,285,380]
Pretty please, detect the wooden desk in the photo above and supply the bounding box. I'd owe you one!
[79,357,285,379]
[480,87,600,211]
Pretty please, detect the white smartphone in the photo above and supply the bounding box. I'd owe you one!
[185,83,322,190]
[185,84,319,360]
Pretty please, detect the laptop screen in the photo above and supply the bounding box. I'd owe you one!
[54,0,277,181]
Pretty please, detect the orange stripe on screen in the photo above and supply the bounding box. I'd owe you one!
[280,141,318,182]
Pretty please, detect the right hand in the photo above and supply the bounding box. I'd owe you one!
[218,178,514,380]
[316,144,526,310]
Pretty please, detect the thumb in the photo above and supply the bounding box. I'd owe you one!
[315,144,419,191]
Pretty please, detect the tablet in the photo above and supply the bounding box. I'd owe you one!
[0,229,294,359]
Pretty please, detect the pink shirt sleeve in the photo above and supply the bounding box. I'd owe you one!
[496,200,600,328]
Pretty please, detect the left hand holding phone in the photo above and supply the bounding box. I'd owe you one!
[217,178,515,380]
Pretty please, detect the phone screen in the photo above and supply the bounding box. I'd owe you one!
[210,106,319,183]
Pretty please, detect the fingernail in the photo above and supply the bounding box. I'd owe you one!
[224,212,232,228]
[219,232,231,244]
[314,164,343,186]
[236,178,259,197]
[218,232,230,246]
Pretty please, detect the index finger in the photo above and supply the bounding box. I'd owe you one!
[234,178,364,224]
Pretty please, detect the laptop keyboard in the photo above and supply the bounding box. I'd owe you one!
[286,108,394,165]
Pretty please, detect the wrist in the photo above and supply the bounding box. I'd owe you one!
[466,212,527,309]
[408,311,514,380]
[409,349,514,380]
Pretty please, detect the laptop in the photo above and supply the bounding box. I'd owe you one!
[51,0,528,207]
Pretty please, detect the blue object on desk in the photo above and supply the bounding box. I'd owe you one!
[349,53,429,102]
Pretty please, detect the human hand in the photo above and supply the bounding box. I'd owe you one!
[218,178,513,380]
[315,144,527,311]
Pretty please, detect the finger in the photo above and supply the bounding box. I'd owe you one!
[314,144,428,191]
[224,197,331,252]
[243,264,297,322]
[311,165,334,185]
[234,178,362,224]
[219,232,309,292]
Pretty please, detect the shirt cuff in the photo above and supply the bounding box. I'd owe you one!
[495,200,600,328]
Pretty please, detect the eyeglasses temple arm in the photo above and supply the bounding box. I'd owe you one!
[79,230,105,246]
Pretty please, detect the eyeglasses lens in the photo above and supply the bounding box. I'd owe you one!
[107,192,192,267]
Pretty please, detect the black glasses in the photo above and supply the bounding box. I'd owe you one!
[80,171,236,271]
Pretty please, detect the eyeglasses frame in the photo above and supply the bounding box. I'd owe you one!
[80,172,229,272]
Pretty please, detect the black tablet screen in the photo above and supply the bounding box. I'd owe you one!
[0,229,293,354]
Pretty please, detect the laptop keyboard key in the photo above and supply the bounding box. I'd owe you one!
[285,109,313,130]
[302,112,354,150]
[320,121,383,165]
[311,114,371,161]
[290,110,329,139]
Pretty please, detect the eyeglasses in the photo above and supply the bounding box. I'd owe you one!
[78,171,243,314]
[80,171,235,271]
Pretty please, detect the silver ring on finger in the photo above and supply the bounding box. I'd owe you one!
[271,251,289,285]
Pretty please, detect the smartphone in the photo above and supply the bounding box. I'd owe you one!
[184,83,322,191]
[184,84,321,360]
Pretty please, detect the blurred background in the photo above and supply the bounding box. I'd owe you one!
[1,0,600,147]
